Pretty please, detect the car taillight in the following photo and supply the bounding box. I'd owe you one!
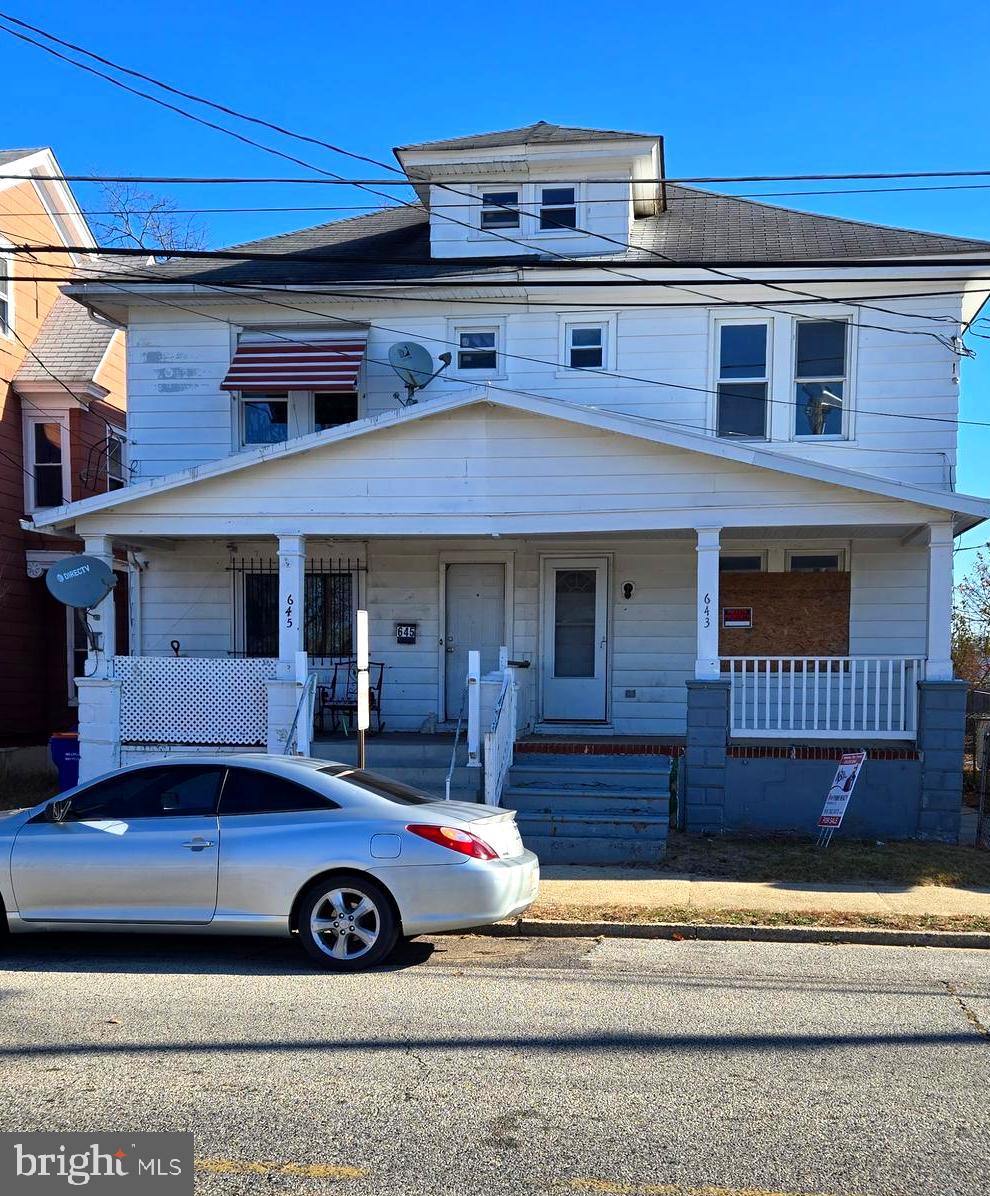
[407,824,499,860]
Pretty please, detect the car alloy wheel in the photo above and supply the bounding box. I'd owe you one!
[297,877,398,970]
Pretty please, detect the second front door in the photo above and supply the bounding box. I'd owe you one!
[444,562,506,721]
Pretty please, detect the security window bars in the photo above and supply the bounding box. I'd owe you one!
[539,187,577,230]
[456,328,498,371]
[32,422,64,508]
[567,325,605,369]
[234,558,362,660]
[716,323,769,439]
[243,395,289,444]
[480,191,519,229]
[794,320,848,438]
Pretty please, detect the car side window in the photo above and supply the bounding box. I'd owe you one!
[67,766,225,821]
[220,768,338,815]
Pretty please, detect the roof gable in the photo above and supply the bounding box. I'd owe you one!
[394,122,660,153]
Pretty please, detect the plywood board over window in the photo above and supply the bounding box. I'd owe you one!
[719,572,850,657]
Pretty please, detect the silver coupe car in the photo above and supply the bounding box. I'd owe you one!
[0,755,539,970]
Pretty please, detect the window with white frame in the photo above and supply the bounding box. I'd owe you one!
[719,554,766,573]
[565,323,605,369]
[68,607,90,700]
[454,326,499,373]
[787,551,845,573]
[238,390,360,448]
[0,250,11,336]
[716,322,770,439]
[538,187,577,231]
[241,394,289,445]
[794,319,848,438]
[480,191,519,229]
[28,420,66,508]
[106,432,126,491]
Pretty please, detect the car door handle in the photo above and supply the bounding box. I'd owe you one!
[181,839,215,850]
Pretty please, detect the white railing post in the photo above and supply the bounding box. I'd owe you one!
[694,528,721,680]
[276,533,306,682]
[484,665,517,806]
[466,650,481,768]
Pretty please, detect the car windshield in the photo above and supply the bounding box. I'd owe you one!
[319,766,438,805]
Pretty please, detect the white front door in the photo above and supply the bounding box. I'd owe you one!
[444,563,506,721]
[541,557,609,722]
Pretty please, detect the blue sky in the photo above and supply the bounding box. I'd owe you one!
[6,0,990,569]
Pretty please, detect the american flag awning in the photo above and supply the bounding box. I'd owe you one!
[221,333,368,392]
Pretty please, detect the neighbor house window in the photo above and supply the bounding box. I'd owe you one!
[242,395,289,445]
[719,555,765,573]
[30,421,65,508]
[455,327,498,372]
[566,324,605,369]
[794,319,848,437]
[314,391,359,431]
[0,251,11,335]
[69,607,90,699]
[788,552,843,573]
[244,571,353,658]
[480,191,519,229]
[107,432,126,491]
[716,322,769,439]
[539,187,577,230]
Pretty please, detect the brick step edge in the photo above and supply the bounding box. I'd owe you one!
[460,918,990,950]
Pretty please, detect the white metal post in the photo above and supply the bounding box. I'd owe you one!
[83,534,116,675]
[276,534,306,681]
[466,649,481,768]
[694,527,722,680]
[926,521,954,681]
[356,609,369,768]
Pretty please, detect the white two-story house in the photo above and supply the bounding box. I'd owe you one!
[28,122,990,859]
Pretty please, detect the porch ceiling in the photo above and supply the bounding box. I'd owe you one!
[26,388,989,539]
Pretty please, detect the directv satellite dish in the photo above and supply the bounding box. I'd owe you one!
[45,555,117,609]
[388,341,451,405]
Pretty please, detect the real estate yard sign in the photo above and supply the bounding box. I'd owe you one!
[816,751,867,846]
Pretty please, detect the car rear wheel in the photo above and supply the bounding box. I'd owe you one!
[297,877,399,971]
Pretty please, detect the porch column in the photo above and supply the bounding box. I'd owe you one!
[276,533,306,681]
[926,522,954,681]
[694,527,721,680]
[83,534,116,673]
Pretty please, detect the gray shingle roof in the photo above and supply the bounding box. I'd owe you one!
[15,294,117,384]
[0,147,43,167]
[395,121,659,152]
[77,184,990,290]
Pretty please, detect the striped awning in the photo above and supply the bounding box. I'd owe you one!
[221,333,367,392]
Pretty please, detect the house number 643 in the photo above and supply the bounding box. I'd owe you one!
[703,591,711,630]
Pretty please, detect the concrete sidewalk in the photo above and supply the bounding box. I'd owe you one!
[536,865,990,917]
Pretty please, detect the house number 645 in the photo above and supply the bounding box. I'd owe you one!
[285,592,294,629]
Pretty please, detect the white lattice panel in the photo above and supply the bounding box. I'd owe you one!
[114,656,277,745]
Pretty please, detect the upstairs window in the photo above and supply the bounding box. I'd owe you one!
[794,319,848,438]
[480,191,519,229]
[456,328,498,372]
[0,250,10,336]
[716,322,769,439]
[566,325,605,369]
[107,432,126,491]
[539,187,577,230]
[314,391,359,431]
[242,395,289,445]
[30,421,65,508]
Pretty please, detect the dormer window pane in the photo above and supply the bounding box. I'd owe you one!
[716,322,769,439]
[568,325,604,369]
[540,187,577,230]
[457,330,498,370]
[243,396,289,444]
[32,422,63,508]
[480,191,519,229]
[794,319,848,438]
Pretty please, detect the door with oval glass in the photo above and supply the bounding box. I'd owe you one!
[541,557,609,722]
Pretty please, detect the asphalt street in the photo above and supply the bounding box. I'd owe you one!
[0,930,987,1196]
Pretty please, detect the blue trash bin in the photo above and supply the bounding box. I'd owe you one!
[49,732,80,793]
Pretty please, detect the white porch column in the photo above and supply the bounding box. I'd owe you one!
[926,521,954,681]
[276,533,306,681]
[83,534,116,675]
[694,527,722,680]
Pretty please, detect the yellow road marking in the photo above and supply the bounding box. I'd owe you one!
[568,1181,859,1196]
[196,1158,366,1180]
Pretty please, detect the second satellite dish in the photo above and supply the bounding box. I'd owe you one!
[388,341,451,404]
[45,555,117,609]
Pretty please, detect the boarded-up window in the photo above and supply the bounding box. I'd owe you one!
[718,572,850,658]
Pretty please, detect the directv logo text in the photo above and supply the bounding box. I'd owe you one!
[56,565,91,583]
[1,1133,193,1195]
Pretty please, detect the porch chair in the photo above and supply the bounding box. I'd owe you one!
[317,660,385,736]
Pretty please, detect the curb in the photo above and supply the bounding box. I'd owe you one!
[471,917,990,950]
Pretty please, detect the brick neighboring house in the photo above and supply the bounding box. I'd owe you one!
[0,148,127,753]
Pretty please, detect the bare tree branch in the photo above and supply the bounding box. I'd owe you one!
[91,183,207,254]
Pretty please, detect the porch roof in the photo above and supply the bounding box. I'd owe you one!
[25,388,990,538]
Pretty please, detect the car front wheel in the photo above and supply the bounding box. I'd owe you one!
[297,877,399,971]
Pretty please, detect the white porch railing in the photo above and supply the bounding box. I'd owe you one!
[723,656,925,739]
[484,662,518,806]
[114,656,278,744]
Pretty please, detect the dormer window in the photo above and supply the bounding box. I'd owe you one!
[456,328,498,371]
[539,187,577,231]
[480,191,519,229]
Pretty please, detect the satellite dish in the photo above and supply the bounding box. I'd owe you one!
[388,341,452,404]
[45,555,117,609]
